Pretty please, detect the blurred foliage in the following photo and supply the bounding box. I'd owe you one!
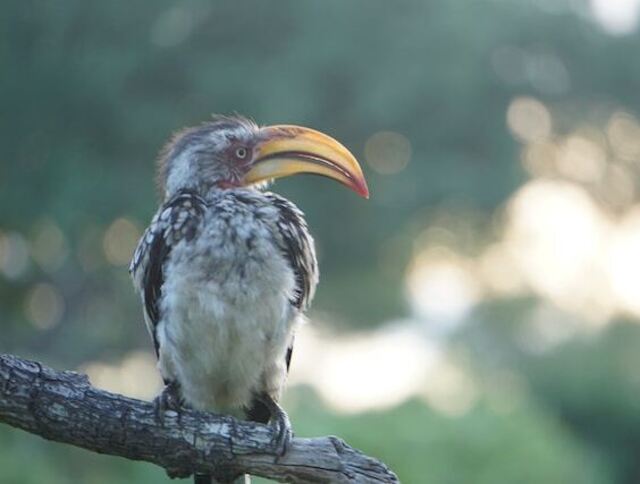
[288,388,610,484]
[525,322,640,483]
[457,302,640,484]
[2,0,640,483]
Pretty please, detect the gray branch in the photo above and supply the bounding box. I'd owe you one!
[0,353,398,483]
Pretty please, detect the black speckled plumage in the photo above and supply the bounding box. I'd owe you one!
[130,190,207,356]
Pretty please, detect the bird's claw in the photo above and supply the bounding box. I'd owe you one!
[153,382,183,424]
[269,403,293,457]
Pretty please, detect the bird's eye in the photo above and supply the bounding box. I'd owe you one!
[235,147,248,159]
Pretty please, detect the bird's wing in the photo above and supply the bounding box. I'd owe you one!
[129,190,206,356]
[266,193,319,312]
[266,193,319,378]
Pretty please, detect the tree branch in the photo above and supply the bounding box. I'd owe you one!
[0,353,398,483]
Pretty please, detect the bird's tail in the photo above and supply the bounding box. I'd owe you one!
[194,474,250,484]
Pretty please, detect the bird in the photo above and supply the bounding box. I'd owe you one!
[129,115,368,484]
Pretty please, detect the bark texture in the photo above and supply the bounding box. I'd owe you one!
[0,353,399,483]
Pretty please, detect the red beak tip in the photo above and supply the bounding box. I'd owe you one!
[354,180,370,199]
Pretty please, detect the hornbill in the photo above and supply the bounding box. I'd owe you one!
[129,116,368,483]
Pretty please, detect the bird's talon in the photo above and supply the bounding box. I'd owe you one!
[270,410,293,457]
[153,382,182,424]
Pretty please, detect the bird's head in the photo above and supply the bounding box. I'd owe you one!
[158,115,369,199]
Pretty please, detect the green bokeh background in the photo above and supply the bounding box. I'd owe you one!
[2,1,640,483]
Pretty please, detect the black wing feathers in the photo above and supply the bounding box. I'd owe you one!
[144,233,167,346]
[265,194,317,386]
[266,194,318,310]
[130,190,206,356]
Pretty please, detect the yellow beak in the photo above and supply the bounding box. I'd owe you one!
[244,125,369,198]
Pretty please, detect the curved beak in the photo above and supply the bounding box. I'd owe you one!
[244,125,369,198]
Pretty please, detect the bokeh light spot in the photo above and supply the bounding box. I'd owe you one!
[0,231,30,279]
[526,50,570,95]
[602,163,635,208]
[406,248,480,330]
[25,283,64,330]
[607,208,640,316]
[522,140,557,177]
[30,219,68,273]
[364,131,412,175]
[590,0,640,35]
[606,111,640,160]
[507,96,552,143]
[103,218,141,266]
[479,243,524,295]
[505,179,609,316]
[556,135,606,183]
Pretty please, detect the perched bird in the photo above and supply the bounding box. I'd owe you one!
[129,115,368,483]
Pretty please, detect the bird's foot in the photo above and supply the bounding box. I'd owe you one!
[270,406,293,457]
[260,395,293,457]
[153,381,183,424]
